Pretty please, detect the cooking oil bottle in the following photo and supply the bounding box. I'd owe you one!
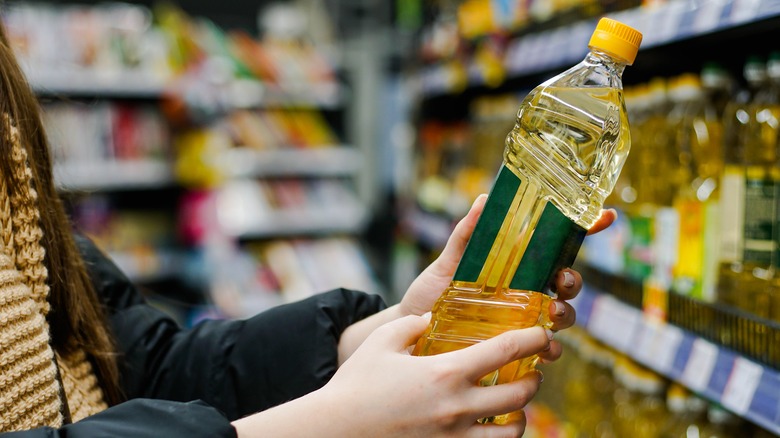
[624,79,676,289]
[734,54,780,318]
[737,53,780,318]
[669,73,724,302]
[718,56,768,308]
[412,17,642,424]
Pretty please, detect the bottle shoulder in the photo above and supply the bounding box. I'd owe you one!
[546,53,626,90]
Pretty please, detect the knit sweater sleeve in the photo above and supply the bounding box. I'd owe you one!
[75,235,387,420]
[1,399,236,437]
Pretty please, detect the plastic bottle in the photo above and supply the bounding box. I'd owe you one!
[734,54,780,318]
[718,56,768,308]
[669,73,724,302]
[660,383,708,438]
[625,78,674,285]
[412,17,642,424]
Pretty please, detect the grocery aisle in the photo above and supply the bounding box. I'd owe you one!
[3,1,392,324]
[401,0,780,436]
[6,0,780,435]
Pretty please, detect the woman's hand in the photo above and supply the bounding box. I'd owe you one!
[235,316,553,438]
[399,195,616,357]
[338,196,615,365]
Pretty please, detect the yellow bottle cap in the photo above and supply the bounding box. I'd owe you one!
[588,17,643,65]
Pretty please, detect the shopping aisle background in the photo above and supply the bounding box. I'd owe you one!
[6,0,780,436]
[3,0,413,322]
[403,0,780,436]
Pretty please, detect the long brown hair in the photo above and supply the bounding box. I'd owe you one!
[0,22,122,405]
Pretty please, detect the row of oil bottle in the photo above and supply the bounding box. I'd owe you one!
[581,51,780,322]
[525,327,774,437]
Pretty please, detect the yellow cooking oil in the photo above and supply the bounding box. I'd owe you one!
[413,18,641,425]
[717,56,768,306]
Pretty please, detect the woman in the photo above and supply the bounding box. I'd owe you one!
[0,19,614,437]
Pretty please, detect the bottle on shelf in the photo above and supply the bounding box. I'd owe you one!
[732,54,780,318]
[701,62,735,120]
[659,383,709,438]
[612,356,669,438]
[668,73,724,302]
[412,17,642,424]
[624,78,676,286]
[717,56,770,310]
[761,52,780,323]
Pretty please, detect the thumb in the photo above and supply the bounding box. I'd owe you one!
[370,313,432,352]
[432,194,487,276]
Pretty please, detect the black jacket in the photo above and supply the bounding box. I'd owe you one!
[6,236,386,437]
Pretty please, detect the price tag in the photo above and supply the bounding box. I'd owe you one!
[681,338,718,392]
[632,320,683,374]
[655,324,684,373]
[730,0,762,23]
[721,357,763,415]
[633,320,661,366]
[657,1,688,42]
[692,0,729,32]
[587,295,640,352]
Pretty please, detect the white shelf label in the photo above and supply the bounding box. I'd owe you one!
[634,321,684,373]
[693,0,729,32]
[721,357,763,415]
[731,0,762,23]
[681,338,719,392]
[657,1,688,41]
[587,295,640,352]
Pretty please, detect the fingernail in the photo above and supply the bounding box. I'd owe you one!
[563,271,575,288]
[552,301,565,317]
[545,328,554,341]
[422,311,432,320]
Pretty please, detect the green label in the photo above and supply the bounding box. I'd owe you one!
[744,177,776,266]
[453,166,519,282]
[510,202,587,292]
[625,214,653,281]
[453,165,587,294]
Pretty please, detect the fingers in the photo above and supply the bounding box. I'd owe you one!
[552,268,582,300]
[371,314,431,352]
[467,371,542,422]
[548,299,576,331]
[467,416,525,438]
[587,208,617,235]
[466,412,527,438]
[435,194,488,272]
[537,340,563,363]
[549,268,580,330]
[453,326,551,382]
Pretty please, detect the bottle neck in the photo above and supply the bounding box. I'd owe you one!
[586,49,627,76]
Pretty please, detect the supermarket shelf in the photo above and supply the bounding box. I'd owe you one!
[258,84,346,109]
[219,146,362,178]
[54,160,176,191]
[217,79,346,110]
[24,66,343,109]
[217,204,370,239]
[25,67,168,99]
[573,283,780,435]
[419,0,780,97]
